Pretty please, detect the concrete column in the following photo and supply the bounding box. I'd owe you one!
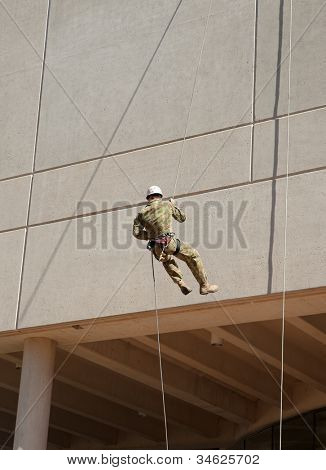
[13,337,56,450]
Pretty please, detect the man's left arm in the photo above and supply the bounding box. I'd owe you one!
[133,214,149,240]
[170,199,186,223]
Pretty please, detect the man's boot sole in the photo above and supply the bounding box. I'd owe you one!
[180,285,192,295]
[200,287,219,295]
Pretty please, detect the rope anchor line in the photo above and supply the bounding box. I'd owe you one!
[151,0,293,451]
[279,0,293,451]
[151,0,214,450]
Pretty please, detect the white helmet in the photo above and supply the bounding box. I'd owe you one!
[146,185,163,200]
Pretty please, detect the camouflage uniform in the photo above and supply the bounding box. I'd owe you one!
[133,199,208,287]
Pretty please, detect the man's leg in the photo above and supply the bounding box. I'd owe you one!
[175,241,218,294]
[162,257,182,284]
[174,241,207,285]
[153,243,191,295]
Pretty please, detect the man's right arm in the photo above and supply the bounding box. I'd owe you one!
[170,199,186,223]
[133,214,149,240]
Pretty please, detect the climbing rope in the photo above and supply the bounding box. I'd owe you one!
[279,0,293,450]
[152,0,293,450]
[173,0,213,198]
[151,252,169,450]
[151,1,214,449]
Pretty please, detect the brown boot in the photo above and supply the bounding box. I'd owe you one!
[200,283,219,295]
[178,280,192,295]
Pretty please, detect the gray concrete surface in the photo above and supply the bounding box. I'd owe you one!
[0,0,47,180]
[18,170,326,329]
[0,176,31,231]
[285,170,326,292]
[0,0,325,332]
[0,0,47,75]
[255,0,326,120]
[253,108,326,180]
[29,126,251,225]
[20,172,326,329]
[0,230,25,331]
[34,0,254,169]
[0,66,42,180]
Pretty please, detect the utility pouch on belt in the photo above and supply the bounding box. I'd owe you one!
[147,240,156,251]
[174,238,181,255]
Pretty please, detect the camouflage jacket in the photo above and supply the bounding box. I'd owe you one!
[133,199,186,240]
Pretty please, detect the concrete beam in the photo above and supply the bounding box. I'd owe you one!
[1,287,326,355]
[52,381,164,442]
[0,356,162,442]
[0,384,117,447]
[286,317,326,346]
[0,353,221,439]
[50,407,118,445]
[205,323,326,393]
[71,340,256,424]
[133,332,279,405]
[0,408,72,450]
[55,351,224,437]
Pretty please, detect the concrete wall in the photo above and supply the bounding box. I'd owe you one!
[1,0,325,330]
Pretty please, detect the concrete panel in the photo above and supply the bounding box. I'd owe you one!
[0,176,31,231]
[0,66,42,180]
[253,108,326,180]
[177,125,252,195]
[30,126,251,225]
[35,16,206,169]
[19,178,289,328]
[0,230,25,331]
[255,0,326,120]
[46,0,212,62]
[187,0,255,135]
[35,0,254,170]
[274,170,326,292]
[255,0,291,120]
[19,171,326,329]
[0,0,47,179]
[290,0,326,112]
[0,0,47,76]
[34,66,105,171]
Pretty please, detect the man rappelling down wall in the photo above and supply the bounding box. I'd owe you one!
[133,186,219,296]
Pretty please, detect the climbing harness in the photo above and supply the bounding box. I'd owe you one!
[147,232,174,252]
[147,232,181,260]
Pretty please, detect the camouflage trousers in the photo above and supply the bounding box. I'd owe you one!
[152,237,207,286]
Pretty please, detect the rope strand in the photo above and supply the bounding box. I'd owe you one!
[173,0,213,198]
[151,253,169,450]
[151,1,215,449]
[151,0,294,451]
[279,0,293,450]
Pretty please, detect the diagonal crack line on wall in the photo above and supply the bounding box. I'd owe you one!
[14,0,52,331]
[7,0,183,327]
[0,0,149,197]
[189,0,326,193]
[0,1,104,145]
[1,165,326,236]
[1,252,146,451]
[211,293,326,450]
[0,102,325,186]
